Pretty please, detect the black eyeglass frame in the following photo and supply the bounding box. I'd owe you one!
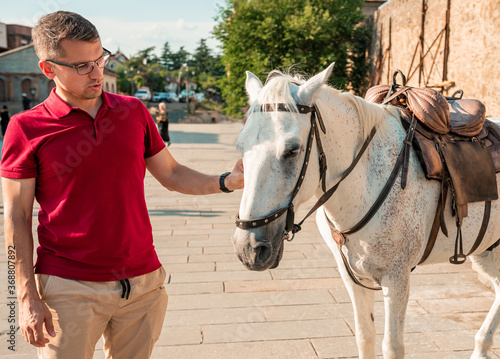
[46,48,112,75]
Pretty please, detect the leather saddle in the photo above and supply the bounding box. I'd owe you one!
[365,71,499,264]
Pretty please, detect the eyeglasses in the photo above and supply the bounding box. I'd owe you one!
[47,49,112,75]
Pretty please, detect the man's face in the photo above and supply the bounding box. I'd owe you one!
[41,39,105,103]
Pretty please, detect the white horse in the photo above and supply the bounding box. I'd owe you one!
[232,63,500,358]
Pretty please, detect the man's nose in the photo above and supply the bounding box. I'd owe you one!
[88,64,103,79]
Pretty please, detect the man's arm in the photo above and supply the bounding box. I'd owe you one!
[2,178,55,347]
[145,148,244,195]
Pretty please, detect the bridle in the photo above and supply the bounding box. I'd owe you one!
[234,96,417,291]
[235,103,328,241]
[234,101,380,242]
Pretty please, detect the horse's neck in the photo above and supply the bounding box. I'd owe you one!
[315,93,404,231]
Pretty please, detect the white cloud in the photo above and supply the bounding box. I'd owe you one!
[175,19,199,32]
[1,15,221,57]
[92,18,221,58]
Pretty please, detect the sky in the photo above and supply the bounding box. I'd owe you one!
[1,0,226,57]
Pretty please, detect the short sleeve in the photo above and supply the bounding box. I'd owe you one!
[142,105,166,158]
[0,118,37,178]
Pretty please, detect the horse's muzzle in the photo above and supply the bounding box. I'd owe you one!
[232,228,285,271]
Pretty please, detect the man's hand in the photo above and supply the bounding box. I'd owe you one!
[19,297,55,347]
[226,159,244,191]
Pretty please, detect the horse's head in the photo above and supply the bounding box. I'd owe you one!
[232,63,334,271]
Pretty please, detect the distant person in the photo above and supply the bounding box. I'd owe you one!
[157,101,170,145]
[1,105,10,136]
[1,10,243,359]
[22,93,32,110]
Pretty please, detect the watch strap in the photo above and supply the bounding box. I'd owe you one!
[219,172,233,193]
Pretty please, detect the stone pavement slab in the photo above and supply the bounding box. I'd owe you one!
[0,122,499,358]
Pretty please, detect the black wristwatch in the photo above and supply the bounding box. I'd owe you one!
[219,172,233,193]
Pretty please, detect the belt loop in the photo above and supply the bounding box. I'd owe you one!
[119,279,131,300]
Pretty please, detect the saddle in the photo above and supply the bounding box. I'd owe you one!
[365,71,499,264]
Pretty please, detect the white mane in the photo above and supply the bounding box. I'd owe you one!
[335,90,399,139]
[246,71,306,125]
[246,69,399,138]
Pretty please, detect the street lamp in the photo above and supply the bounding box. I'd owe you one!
[185,64,189,114]
[177,63,187,98]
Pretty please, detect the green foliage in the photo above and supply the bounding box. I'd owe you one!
[116,40,226,96]
[116,47,168,93]
[116,67,132,93]
[160,42,172,70]
[193,39,212,73]
[213,0,370,116]
[169,46,190,70]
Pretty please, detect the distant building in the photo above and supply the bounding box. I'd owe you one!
[103,67,118,94]
[0,23,7,51]
[0,23,33,53]
[165,73,179,94]
[108,51,128,71]
[0,44,53,105]
[6,24,32,50]
[363,0,387,18]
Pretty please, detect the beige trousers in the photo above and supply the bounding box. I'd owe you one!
[35,267,168,359]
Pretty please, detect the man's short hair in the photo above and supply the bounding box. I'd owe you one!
[32,11,100,61]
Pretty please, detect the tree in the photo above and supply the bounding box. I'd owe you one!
[189,39,226,94]
[193,39,212,73]
[170,46,191,70]
[117,47,168,93]
[213,0,369,116]
[160,41,173,70]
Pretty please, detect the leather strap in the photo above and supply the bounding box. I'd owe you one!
[236,206,288,229]
[382,85,412,105]
[323,209,382,291]
[466,200,491,256]
[312,110,328,192]
[418,169,450,265]
[342,116,417,236]
[219,172,233,193]
[236,104,319,234]
[292,127,378,233]
[400,115,417,189]
[418,197,491,265]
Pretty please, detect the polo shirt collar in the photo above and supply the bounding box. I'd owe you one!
[45,88,118,118]
[101,90,119,109]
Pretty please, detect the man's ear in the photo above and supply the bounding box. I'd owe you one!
[39,61,56,79]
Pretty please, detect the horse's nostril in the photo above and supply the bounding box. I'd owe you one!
[255,244,272,263]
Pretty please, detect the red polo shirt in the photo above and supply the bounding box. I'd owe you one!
[1,89,166,281]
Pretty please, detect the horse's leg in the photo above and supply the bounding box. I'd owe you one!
[470,250,500,359]
[380,270,410,359]
[343,272,376,359]
[334,249,376,359]
[316,213,376,359]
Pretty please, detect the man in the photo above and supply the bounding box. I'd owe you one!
[1,11,243,359]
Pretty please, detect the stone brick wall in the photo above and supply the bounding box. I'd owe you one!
[370,0,500,116]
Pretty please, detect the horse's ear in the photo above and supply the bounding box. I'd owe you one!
[297,62,335,105]
[245,71,263,104]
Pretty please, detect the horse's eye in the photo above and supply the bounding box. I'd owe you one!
[284,148,299,159]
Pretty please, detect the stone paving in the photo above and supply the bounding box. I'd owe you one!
[0,122,499,358]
